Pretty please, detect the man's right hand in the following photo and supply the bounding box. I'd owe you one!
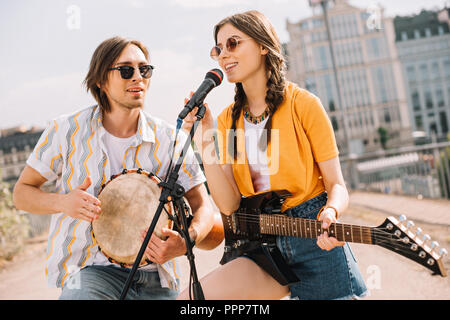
[61,176,101,222]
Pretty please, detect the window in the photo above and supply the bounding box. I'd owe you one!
[440,112,449,133]
[431,62,440,80]
[300,21,309,30]
[401,31,408,41]
[420,64,429,81]
[445,60,450,78]
[377,67,387,103]
[329,100,336,112]
[412,91,421,111]
[370,38,380,56]
[331,116,339,131]
[430,123,437,134]
[425,91,433,109]
[305,77,317,95]
[384,108,391,123]
[415,115,423,129]
[319,46,328,69]
[436,88,444,107]
[406,66,416,82]
[414,30,421,39]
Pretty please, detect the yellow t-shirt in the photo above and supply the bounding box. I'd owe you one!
[216,81,339,212]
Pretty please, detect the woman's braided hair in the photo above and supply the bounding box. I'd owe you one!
[213,10,287,160]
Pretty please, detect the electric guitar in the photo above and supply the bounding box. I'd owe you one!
[220,190,448,277]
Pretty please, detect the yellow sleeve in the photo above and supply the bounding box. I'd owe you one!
[296,91,339,162]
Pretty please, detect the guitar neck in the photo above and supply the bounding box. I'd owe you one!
[259,214,374,244]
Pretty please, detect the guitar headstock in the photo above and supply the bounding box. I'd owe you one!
[374,215,447,277]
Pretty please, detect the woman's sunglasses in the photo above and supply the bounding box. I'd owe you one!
[210,37,252,61]
[108,64,154,79]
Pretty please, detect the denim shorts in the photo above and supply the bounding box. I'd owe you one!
[277,192,368,300]
[59,265,178,300]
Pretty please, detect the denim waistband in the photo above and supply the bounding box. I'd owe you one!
[284,192,327,218]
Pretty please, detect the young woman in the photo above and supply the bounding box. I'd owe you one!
[178,10,367,300]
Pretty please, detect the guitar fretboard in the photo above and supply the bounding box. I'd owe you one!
[259,214,373,244]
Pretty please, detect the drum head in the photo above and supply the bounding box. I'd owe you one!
[93,171,172,266]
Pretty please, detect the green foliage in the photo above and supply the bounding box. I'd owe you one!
[436,147,450,199]
[0,181,30,260]
[377,127,389,150]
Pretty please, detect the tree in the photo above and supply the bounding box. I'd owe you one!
[0,179,30,261]
[377,127,389,150]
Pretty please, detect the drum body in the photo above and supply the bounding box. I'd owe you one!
[92,169,173,267]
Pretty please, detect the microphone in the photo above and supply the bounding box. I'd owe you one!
[178,69,223,120]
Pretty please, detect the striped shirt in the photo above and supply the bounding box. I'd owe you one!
[26,105,205,289]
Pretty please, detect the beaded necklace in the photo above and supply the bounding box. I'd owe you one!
[243,105,271,124]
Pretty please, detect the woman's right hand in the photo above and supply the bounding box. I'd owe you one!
[61,176,101,222]
[182,94,215,150]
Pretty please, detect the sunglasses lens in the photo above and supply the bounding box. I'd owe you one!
[210,38,241,60]
[226,38,238,51]
[210,46,220,60]
[119,66,134,79]
[140,66,152,79]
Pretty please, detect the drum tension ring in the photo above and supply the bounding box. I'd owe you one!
[137,168,143,174]
[121,169,128,174]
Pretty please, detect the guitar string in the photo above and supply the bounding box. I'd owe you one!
[230,213,427,245]
[231,217,437,261]
[232,213,421,241]
[229,213,436,258]
[237,215,418,248]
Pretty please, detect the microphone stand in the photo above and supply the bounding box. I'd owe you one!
[119,104,206,300]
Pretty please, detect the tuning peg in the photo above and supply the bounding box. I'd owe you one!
[431,241,439,250]
[422,234,431,245]
[439,248,448,257]
[406,220,415,229]
[416,227,422,237]
[399,215,407,223]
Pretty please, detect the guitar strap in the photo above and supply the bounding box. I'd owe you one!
[220,240,300,286]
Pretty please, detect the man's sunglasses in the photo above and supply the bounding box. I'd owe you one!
[210,37,252,61]
[108,65,154,79]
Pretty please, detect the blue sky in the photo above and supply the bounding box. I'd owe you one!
[0,0,446,130]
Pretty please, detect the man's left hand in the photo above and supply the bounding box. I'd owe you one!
[141,227,187,264]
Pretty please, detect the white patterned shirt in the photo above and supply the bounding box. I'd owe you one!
[26,105,206,289]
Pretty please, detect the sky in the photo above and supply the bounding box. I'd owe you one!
[0,0,447,130]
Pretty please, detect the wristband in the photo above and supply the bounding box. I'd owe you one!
[316,205,339,221]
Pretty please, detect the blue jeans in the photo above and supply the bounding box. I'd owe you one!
[278,192,368,300]
[59,265,178,300]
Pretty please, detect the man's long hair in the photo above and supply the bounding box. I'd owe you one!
[83,36,149,113]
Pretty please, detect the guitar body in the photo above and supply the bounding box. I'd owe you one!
[220,190,300,285]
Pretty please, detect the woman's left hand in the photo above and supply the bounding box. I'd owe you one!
[316,208,346,251]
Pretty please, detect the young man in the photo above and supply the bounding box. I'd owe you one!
[13,36,214,300]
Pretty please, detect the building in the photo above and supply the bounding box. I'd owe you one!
[394,9,450,143]
[286,0,413,154]
[0,126,44,184]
